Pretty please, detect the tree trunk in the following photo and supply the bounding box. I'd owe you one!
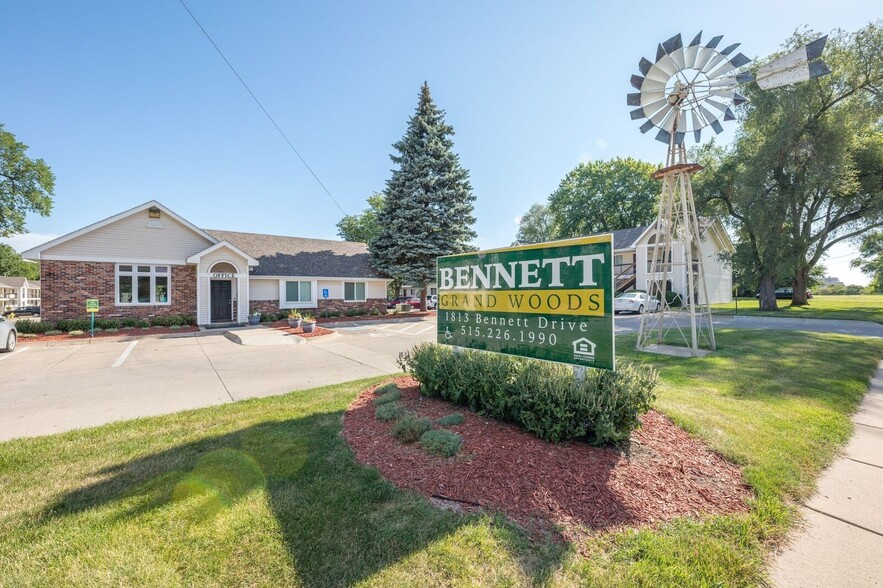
[758,272,779,311]
[791,268,810,306]
[419,287,427,312]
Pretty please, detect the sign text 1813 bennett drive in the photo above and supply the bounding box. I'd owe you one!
[436,235,614,371]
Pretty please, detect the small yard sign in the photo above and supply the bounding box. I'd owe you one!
[85,299,100,313]
[436,235,615,371]
[322,288,329,299]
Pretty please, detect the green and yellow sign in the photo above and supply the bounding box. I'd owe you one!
[85,299,100,313]
[437,235,615,371]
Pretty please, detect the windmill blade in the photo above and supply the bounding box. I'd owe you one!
[704,97,731,113]
[707,53,751,80]
[709,88,736,99]
[684,31,702,67]
[638,57,654,76]
[642,97,669,118]
[693,46,717,71]
[627,92,642,106]
[711,119,724,134]
[640,89,665,106]
[649,104,674,127]
[639,120,655,134]
[701,52,729,75]
[756,36,831,90]
[733,92,749,106]
[690,108,708,131]
[709,76,737,87]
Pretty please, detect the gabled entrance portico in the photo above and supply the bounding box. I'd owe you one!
[186,241,259,325]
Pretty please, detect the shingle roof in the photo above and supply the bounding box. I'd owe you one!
[204,230,385,279]
[610,225,650,250]
[0,276,29,289]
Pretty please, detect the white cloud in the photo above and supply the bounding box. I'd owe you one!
[514,215,523,225]
[578,152,593,164]
[596,138,608,150]
[0,233,59,253]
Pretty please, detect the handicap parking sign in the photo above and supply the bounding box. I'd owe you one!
[322,288,329,299]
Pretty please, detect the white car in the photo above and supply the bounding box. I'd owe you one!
[427,295,438,310]
[613,292,660,314]
[0,316,17,352]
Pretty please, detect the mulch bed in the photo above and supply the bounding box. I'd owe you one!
[344,376,752,535]
[316,311,436,323]
[19,325,201,342]
[267,321,335,338]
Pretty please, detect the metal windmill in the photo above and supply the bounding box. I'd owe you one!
[627,32,830,355]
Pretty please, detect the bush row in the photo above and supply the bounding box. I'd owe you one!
[256,307,383,322]
[13,314,195,334]
[397,343,658,445]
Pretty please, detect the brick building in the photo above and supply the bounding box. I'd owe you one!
[23,201,389,324]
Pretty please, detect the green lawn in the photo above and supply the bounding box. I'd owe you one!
[711,294,883,323]
[1,330,880,586]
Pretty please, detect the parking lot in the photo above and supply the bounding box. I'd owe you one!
[0,317,436,441]
[4,312,879,443]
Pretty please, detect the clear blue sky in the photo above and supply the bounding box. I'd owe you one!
[1,1,878,282]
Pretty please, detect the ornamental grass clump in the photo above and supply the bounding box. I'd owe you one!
[390,413,433,444]
[373,388,402,406]
[420,429,462,457]
[398,342,658,445]
[436,413,465,426]
[375,402,404,422]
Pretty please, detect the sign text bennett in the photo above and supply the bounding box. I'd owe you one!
[436,235,614,371]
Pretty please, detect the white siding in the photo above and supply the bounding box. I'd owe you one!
[249,279,279,301]
[699,232,733,304]
[317,280,342,300]
[43,210,213,262]
[366,281,387,299]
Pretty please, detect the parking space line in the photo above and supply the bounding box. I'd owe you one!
[414,325,436,335]
[397,322,425,333]
[0,347,29,361]
[111,341,138,368]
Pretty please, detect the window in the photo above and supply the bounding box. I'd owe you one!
[285,281,312,303]
[116,264,171,305]
[344,281,366,302]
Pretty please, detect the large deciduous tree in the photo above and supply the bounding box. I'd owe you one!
[370,83,476,310]
[547,157,659,237]
[0,243,39,279]
[0,123,54,237]
[514,203,558,245]
[704,23,883,310]
[852,232,883,292]
[336,192,385,243]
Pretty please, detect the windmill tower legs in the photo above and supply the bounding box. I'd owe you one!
[636,143,716,356]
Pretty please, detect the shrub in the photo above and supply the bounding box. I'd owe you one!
[45,330,63,336]
[375,382,400,396]
[180,315,196,325]
[373,388,402,405]
[320,310,340,318]
[420,429,462,457]
[398,343,658,445]
[121,317,141,328]
[95,318,120,330]
[436,413,465,426]
[370,308,381,316]
[375,402,404,422]
[664,291,682,307]
[105,328,119,333]
[12,319,54,334]
[346,307,369,317]
[390,413,433,444]
[169,325,182,330]
[68,330,85,336]
[55,318,90,332]
[20,333,37,339]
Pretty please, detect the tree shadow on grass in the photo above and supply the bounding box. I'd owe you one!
[38,410,568,586]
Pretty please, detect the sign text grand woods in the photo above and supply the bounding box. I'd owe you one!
[436,235,614,371]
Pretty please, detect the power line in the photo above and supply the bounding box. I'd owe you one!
[177,0,347,215]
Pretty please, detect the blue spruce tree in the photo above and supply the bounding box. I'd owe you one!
[371,82,477,310]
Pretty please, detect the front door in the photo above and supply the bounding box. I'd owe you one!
[210,280,232,322]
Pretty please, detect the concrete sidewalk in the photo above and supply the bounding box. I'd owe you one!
[771,362,883,587]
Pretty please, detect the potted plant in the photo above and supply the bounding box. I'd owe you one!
[287,309,302,329]
[248,309,261,326]
[301,312,317,333]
